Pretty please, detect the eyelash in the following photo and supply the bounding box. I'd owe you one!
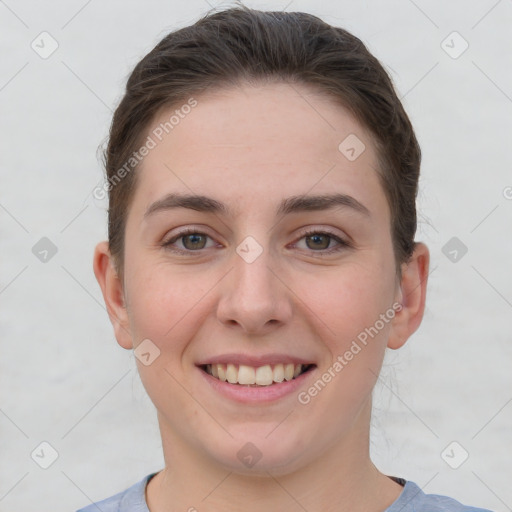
[161,227,351,256]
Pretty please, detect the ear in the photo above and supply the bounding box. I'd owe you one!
[93,241,133,349]
[387,242,430,350]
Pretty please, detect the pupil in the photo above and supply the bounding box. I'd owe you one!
[184,234,205,249]
[307,234,329,250]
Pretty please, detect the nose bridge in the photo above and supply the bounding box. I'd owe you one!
[216,235,291,332]
[236,242,275,301]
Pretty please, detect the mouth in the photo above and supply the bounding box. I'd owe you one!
[200,363,315,386]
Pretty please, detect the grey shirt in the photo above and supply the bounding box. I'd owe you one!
[76,473,494,512]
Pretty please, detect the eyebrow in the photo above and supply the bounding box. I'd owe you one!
[144,192,371,219]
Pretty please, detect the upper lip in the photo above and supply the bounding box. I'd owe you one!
[196,353,315,367]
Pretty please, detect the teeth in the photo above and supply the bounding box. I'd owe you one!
[238,365,256,385]
[226,363,238,384]
[255,365,273,386]
[273,364,285,383]
[217,364,227,382]
[205,363,309,386]
[284,363,294,381]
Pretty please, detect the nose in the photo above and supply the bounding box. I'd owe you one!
[215,242,293,334]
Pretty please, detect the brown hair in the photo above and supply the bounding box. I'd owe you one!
[103,4,420,278]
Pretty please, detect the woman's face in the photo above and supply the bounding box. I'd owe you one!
[103,82,411,474]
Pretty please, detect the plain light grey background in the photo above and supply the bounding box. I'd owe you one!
[1,1,511,511]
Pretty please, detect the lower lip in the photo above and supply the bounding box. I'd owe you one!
[197,366,316,404]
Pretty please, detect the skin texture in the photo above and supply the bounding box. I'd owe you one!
[94,81,429,512]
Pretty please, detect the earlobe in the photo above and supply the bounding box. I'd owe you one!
[387,242,430,350]
[93,241,133,350]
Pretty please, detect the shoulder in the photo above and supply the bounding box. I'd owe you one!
[386,480,494,512]
[75,473,156,512]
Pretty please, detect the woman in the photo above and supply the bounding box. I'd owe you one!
[80,5,492,511]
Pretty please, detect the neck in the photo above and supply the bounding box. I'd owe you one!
[146,401,403,512]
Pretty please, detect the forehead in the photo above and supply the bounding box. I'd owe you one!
[132,81,387,220]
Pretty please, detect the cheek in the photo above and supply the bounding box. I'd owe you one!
[297,262,396,411]
[295,268,394,420]
[296,261,394,346]
[124,265,211,404]
[124,260,216,347]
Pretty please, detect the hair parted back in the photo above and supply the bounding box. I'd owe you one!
[104,4,421,277]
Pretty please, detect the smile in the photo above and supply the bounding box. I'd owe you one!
[201,363,314,386]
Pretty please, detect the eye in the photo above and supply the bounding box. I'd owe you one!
[162,228,217,253]
[161,227,351,256]
[293,229,351,254]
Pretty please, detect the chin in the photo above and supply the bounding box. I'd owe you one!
[203,427,313,477]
